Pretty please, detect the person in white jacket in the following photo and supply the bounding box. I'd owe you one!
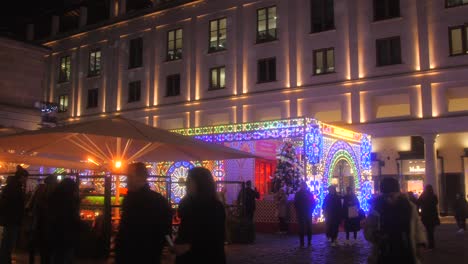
[364,178,427,264]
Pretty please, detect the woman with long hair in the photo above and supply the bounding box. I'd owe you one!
[418,184,440,250]
[173,167,226,264]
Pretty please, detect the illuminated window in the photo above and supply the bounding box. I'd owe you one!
[87,89,98,108]
[167,29,183,61]
[58,95,68,112]
[446,0,468,8]
[209,66,226,90]
[313,48,335,75]
[257,6,277,43]
[166,74,180,97]
[311,0,334,33]
[88,49,101,76]
[128,81,141,103]
[374,0,400,21]
[129,37,143,69]
[209,18,227,52]
[449,25,468,56]
[376,36,401,66]
[58,56,71,83]
[258,57,276,83]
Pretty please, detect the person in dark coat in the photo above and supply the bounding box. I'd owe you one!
[0,176,26,264]
[174,167,226,264]
[417,184,440,250]
[343,187,361,245]
[115,162,172,264]
[454,193,467,233]
[294,182,315,247]
[323,185,342,247]
[237,180,260,222]
[49,178,81,263]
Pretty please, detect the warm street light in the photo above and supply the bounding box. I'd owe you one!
[115,160,122,169]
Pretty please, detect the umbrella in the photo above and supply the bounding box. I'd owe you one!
[0,152,99,172]
[0,116,255,170]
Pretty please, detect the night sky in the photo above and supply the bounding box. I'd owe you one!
[0,0,78,37]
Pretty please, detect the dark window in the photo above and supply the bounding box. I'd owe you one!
[446,0,468,8]
[167,29,183,61]
[88,49,102,76]
[311,0,334,33]
[166,74,181,97]
[449,25,468,56]
[258,58,276,83]
[209,66,226,90]
[87,89,99,108]
[58,95,68,112]
[376,37,402,66]
[374,0,400,21]
[209,18,227,52]
[313,48,335,75]
[257,6,277,43]
[128,81,141,103]
[129,37,143,68]
[58,56,71,83]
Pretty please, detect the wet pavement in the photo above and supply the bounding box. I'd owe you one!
[14,222,468,263]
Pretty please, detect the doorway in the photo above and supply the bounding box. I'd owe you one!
[332,159,355,195]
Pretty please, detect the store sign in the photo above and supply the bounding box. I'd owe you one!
[409,166,425,173]
[322,124,362,143]
[401,160,426,175]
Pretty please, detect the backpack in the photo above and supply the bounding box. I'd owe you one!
[374,195,415,264]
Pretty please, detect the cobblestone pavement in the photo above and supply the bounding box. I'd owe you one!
[14,223,467,263]
[226,223,468,264]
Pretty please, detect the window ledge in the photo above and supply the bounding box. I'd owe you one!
[57,80,71,85]
[312,71,336,76]
[164,58,183,63]
[208,87,226,91]
[376,62,403,67]
[449,52,468,57]
[309,28,336,35]
[127,100,141,104]
[257,80,277,84]
[207,49,227,55]
[445,3,468,9]
[128,66,144,71]
[165,94,182,98]
[255,39,279,45]
[372,16,403,24]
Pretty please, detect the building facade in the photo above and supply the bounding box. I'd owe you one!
[0,37,48,130]
[28,0,468,213]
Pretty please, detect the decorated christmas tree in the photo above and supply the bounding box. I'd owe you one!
[271,141,304,194]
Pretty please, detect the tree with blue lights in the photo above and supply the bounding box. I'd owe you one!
[272,141,304,194]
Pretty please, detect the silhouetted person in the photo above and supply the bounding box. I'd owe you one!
[294,182,315,247]
[418,184,440,250]
[115,162,172,264]
[275,188,288,234]
[49,178,80,263]
[323,185,342,247]
[365,177,426,264]
[15,165,29,180]
[0,176,26,264]
[343,187,360,245]
[174,167,226,264]
[454,193,467,233]
[32,175,58,264]
[237,180,260,222]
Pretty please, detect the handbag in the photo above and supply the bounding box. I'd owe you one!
[348,205,359,218]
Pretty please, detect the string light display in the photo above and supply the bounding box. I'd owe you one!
[172,117,373,222]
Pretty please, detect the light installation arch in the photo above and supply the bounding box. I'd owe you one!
[171,117,373,222]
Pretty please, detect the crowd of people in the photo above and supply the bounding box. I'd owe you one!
[0,163,467,264]
[0,165,80,264]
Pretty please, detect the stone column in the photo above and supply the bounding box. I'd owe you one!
[79,6,88,27]
[26,24,34,41]
[423,134,439,196]
[51,16,60,36]
[119,0,127,16]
